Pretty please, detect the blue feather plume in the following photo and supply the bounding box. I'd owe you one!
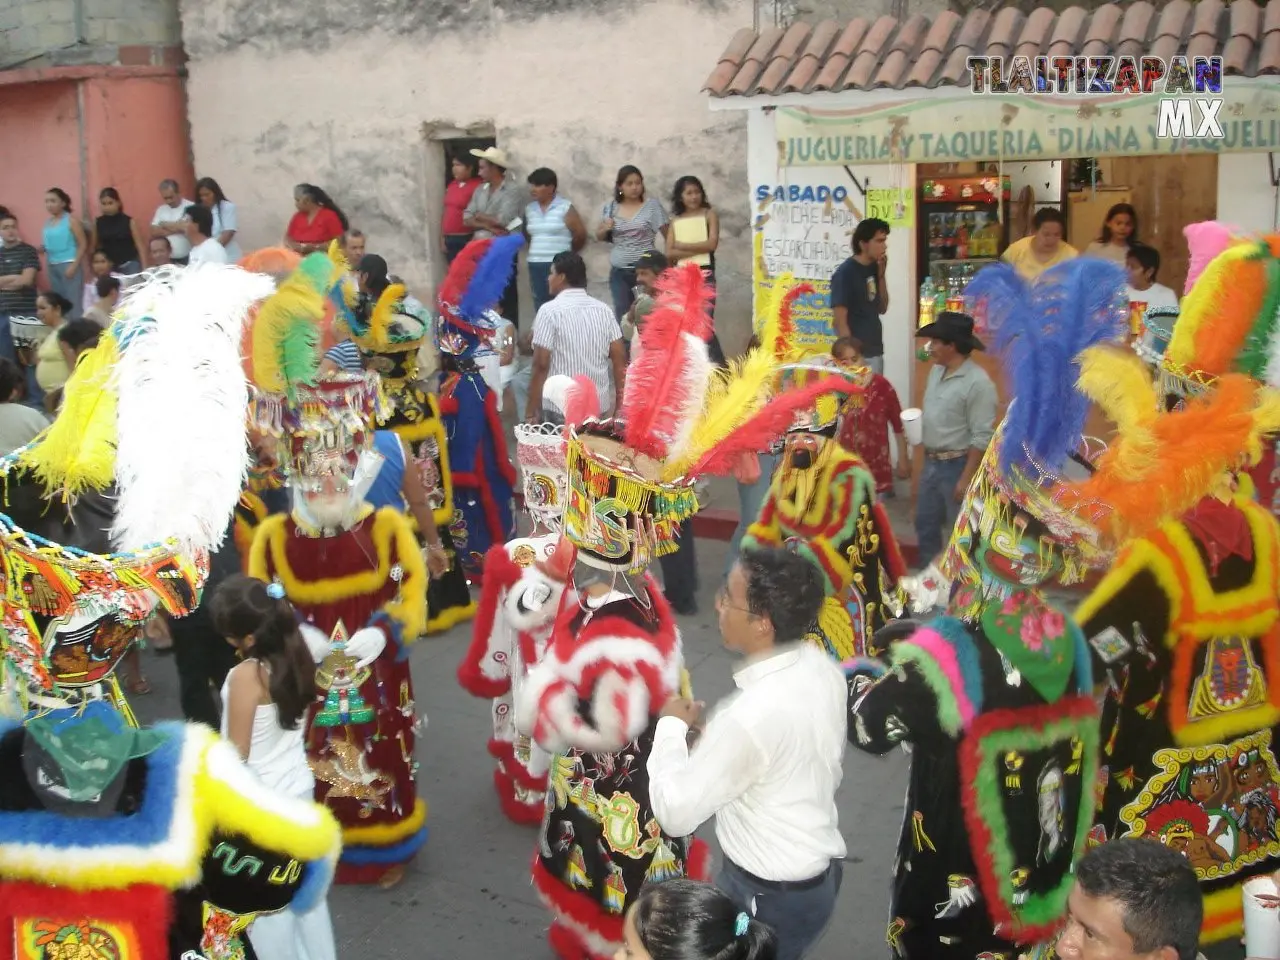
[966,258,1127,475]
[328,283,356,330]
[459,233,525,320]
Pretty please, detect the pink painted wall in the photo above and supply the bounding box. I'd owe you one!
[0,81,82,263]
[0,70,193,289]
[82,74,194,225]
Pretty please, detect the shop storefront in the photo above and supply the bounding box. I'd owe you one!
[705,12,1280,413]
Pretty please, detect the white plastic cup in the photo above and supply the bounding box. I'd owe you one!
[1244,874,1280,959]
[901,408,923,447]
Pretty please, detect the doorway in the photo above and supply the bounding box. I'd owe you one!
[421,121,497,286]
[441,135,496,187]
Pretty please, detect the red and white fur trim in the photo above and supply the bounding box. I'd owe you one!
[518,577,682,755]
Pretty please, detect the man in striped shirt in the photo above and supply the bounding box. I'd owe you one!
[524,251,626,423]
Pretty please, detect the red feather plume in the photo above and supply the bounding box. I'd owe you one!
[772,282,814,358]
[565,374,600,427]
[685,375,859,477]
[621,263,714,459]
[437,237,494,310]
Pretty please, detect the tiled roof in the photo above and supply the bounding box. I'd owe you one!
[703,0,1280,97]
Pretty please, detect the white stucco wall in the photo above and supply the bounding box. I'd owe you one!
[1217,152,1280,234]
[180,0,751,339]
[744,107,917,408]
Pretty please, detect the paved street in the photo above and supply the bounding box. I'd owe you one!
[133,534,912,960]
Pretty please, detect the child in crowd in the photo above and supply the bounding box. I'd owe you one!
[1124,242,1179,342]
[82,249,117,315]
[209,573,337,960]
[619,878,778,960]
[831,337,910,496]
[623,250,667,343]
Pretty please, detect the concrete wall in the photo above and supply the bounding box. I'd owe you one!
[1,0,181,69]
[1217,152,1280,235]
[179,0,754,344]
[0,79,83,235]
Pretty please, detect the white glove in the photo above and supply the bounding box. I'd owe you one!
[299,623,331,664]
[345,626,387,670]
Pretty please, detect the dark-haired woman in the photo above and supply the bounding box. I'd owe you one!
[620,879,778,960]
[88,187,146,274]
[210,573,338,960]
[285,183,348,255]
[33,290,75,406]
[526,167,587,310]
[666,175,725,366]
[41,187,85,317]
[197,176,242,261]
[597,165,669,320]
[442,154,481,263]
[1085,202,1139,264]
[0,356,48,455]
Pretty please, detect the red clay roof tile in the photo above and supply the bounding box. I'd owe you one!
[703,0,1275,96]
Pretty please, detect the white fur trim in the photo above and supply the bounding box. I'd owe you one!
[110,263,274,555]
[503,567,566,634]
[533,885,624,958]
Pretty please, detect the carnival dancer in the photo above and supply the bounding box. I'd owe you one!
[458,398,573,825]
[844,258,1126,959]
[0,262,343,960]
[245,258,430,888]
[435,235,522,580]
[740,279,906,660]
[340,251,474,631]
[510,263,854,960]
[1066,237,1280,945]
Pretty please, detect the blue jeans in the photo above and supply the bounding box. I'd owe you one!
[609,266,637,320]
[725,452,779,578]
[528,261,553,312]
[717,858,842,960]
[914,455,967,567]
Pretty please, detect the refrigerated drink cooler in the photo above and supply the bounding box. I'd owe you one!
[916,175,1011,336]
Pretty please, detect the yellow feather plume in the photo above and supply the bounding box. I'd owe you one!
[1074,346,1158,481]
[251,276,326,394]
[326,238,349,276]
[757,273,812,364]
[662,347,780,480]
[1247,386,1280,465]
[354,283,407,353]
[19,331,120,499]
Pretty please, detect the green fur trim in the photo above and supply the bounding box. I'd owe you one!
[891,642,962,737]
[967,704,1100,932]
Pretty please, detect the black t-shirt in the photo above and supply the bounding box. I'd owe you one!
[830,256,884,357]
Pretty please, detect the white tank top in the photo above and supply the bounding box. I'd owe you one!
[220,660,314,799]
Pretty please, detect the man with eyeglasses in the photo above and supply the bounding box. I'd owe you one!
[647,546,848,960]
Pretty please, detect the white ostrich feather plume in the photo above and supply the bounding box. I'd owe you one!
[110,263,275,554]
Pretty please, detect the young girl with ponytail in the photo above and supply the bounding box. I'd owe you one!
[618,879,778,960]
[209,573,337,960]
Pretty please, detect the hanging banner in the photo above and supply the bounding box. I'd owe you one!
[750,167,863,350]
[774,77,1280,166]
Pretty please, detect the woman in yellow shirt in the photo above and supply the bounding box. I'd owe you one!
[1002,207,1078,280]
[33,291,73,394]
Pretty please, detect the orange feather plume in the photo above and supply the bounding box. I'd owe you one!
[1067,373,1280,541]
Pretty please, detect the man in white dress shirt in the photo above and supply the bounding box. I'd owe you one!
[647,546,847,960]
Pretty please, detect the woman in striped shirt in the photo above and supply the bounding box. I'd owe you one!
[596,165,669,320]
[525,168,586,312]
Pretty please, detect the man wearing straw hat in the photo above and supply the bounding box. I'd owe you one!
[913,311,997,569]
[464,146,524,326]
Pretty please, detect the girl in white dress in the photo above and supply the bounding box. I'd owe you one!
[210,573,338,960]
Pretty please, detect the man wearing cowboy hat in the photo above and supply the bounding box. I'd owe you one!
[913,311,997,567]
[464,146,524,324]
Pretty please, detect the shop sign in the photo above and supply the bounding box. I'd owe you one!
[865,188,914,229]
[774,77,1280,166]
[750,170,859,350]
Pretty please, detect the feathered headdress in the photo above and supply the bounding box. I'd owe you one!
[250,252,336,401]
[1159,232,1280,394]
[1062,345,1280,542]
[965,258,1128,476]
[565,265,857,571]
[436,235,523,357]
[325,239,358,329]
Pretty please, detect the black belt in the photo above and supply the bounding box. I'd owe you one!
[725,858,832,891]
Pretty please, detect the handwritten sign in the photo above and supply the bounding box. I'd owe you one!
[865,188,914,229]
